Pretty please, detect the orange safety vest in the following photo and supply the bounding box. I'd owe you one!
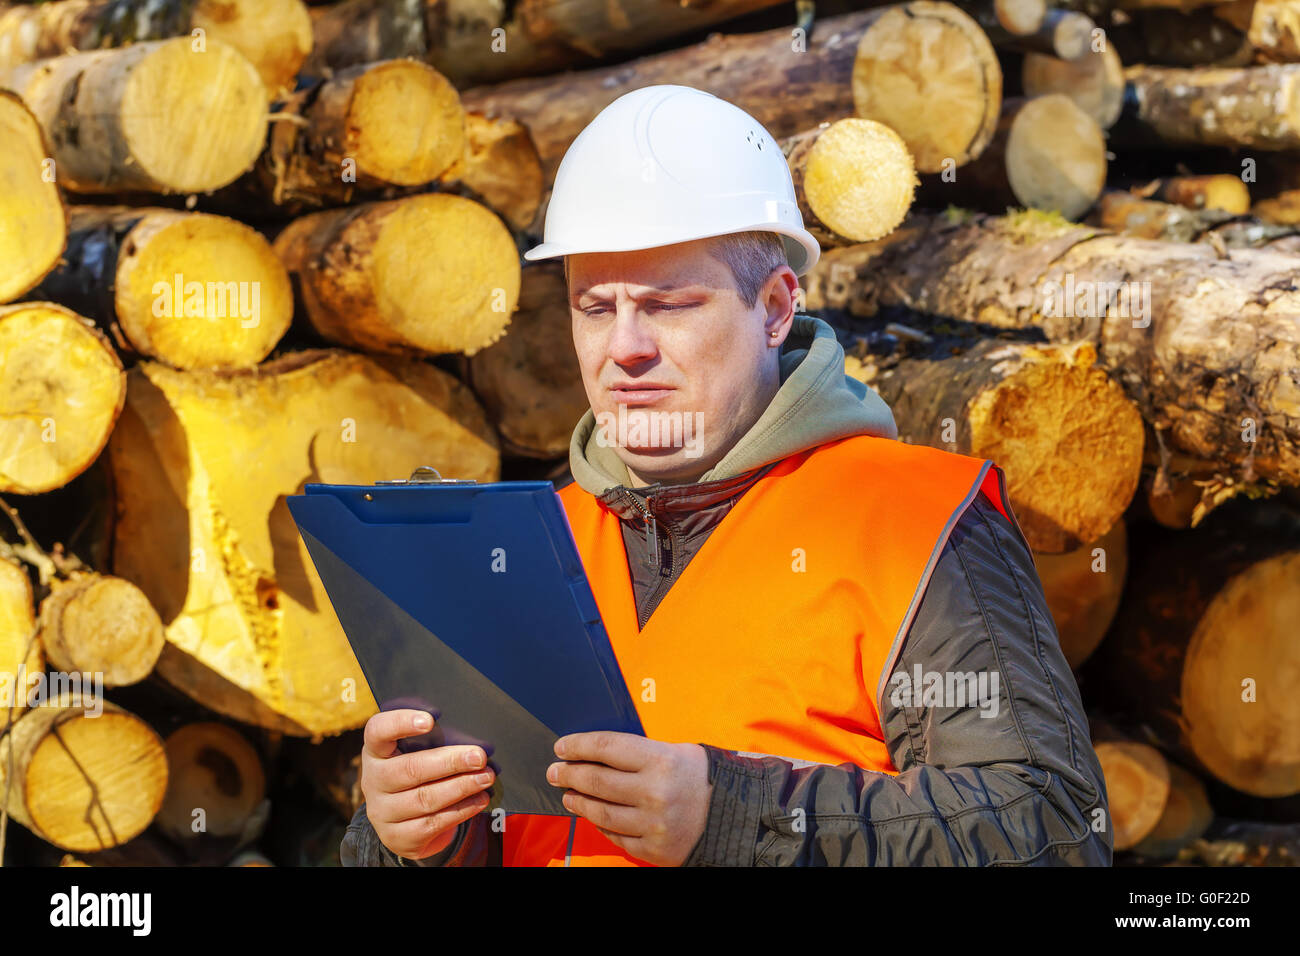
[502,434,1017,866]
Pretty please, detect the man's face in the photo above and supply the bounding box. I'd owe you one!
[567,237,797,486]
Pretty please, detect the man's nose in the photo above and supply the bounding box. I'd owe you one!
[606,305,659,365]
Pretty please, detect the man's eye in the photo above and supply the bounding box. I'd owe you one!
[647,303,685,312]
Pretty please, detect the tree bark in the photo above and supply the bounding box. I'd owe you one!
[846,337,1143,551]
[461,1,1002,179]
[0,37,268,193]
[0,0,312,98]
[273,194,519,357]
[30,207,294,371]
[804,210,1300,489]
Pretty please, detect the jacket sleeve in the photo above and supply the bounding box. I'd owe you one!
[681,492,1113,867]
[340,803,498,866]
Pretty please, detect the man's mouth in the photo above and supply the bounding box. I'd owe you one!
[608,384,674,405]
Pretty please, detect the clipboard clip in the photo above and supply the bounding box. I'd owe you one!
[374,466,478,486]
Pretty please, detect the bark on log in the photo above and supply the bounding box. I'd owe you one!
[0,90,65,304]
[461,1,1003,179]
[273,194,520,357]
[782,118,918,245]
[1091,191,1300,250]
[0,691,168,852]
[438,111,544,231]
[1214,0,1300,62]
[0,302,125,495]
[303,0,428,77]
[156,722,267,845]
[37,571,165,687]
[846,338,1143,551]
[1021,45,1125,128]
[0,0,312,98]
[0,37,268,193]
[1095,739,1172,850]
[1032,518,1127,667]
[107,349,500,736]
[253,59,466,207]
[919,94,1107,219]
[0,557,40,733]
[464,261,589,458]
[1112,62,1300,149]
[1093,501,1300,803]
[804,210,1300,488]
[30,207,294,371]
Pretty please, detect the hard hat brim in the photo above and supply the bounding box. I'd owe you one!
[524,224,822,277]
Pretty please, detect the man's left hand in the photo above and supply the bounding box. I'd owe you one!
[547,733,711,866]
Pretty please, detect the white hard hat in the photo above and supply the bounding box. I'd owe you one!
[524,85,822,276]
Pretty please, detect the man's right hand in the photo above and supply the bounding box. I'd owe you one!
[360,709,496,862]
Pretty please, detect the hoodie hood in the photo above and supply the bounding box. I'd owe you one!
[569,313,898,496]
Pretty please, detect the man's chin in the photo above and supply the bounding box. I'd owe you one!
[615,447,716,485]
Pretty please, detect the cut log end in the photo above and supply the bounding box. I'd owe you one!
[157,722,266,843]
[194,0,313,99]
[0,90,64,303]
[1131,763,1214,860]
[967,343,1144,552]
[113,209,294,370]
[851,4,1002,173]
[0,302,125,495]
[39,572,165,687]
[0,694,168,853]
[341,59,466,186]
[995,0,1048,35]
[1033,518,1127,668]
[122,38,268,192]
[0,556,40,730]
[1004,94,1107,219]
[1096,740,1172,851]
[1182,550,1300,797]
[797,119,917,242]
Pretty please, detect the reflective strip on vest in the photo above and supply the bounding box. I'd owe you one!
[503,435,1013,867]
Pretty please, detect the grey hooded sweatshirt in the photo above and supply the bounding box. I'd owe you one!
[341,314,1112,866]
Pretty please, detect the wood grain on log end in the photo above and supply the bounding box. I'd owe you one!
[1096,739,1172,850]
[274,194,520,356]
[0,692,168,853]
[38,572,166,687]
[851,1,1003,173]
[0,302,125,495]
[1005,94,1107,218]
[157,722,266,844]
[109,351,499,736]
[0,90,64,303]
[1181,550,1300,797]
[784,118,918,244]
[1,37,268,194]
[439,112,544,232]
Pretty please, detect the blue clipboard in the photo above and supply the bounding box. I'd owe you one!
[286,466,644,817]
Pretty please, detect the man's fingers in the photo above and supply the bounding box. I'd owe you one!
[562,790,643,837]
[547,760,640,805]
[371,768,496,826]
[554,731,653,771]
[363,709,436,759]
[369,743,488,794]
[384,790,493,858]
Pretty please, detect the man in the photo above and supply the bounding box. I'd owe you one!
[342,85,1111,867]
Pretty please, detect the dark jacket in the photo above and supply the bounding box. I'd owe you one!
[341,314,1112,866]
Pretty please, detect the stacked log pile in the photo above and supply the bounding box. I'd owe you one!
[0,0,1296,867]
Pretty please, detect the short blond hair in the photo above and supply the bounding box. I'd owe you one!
[562,231,787,309]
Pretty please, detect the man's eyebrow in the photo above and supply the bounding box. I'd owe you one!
[571,283,705,298]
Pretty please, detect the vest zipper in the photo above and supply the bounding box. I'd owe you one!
[621,488,661,573]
